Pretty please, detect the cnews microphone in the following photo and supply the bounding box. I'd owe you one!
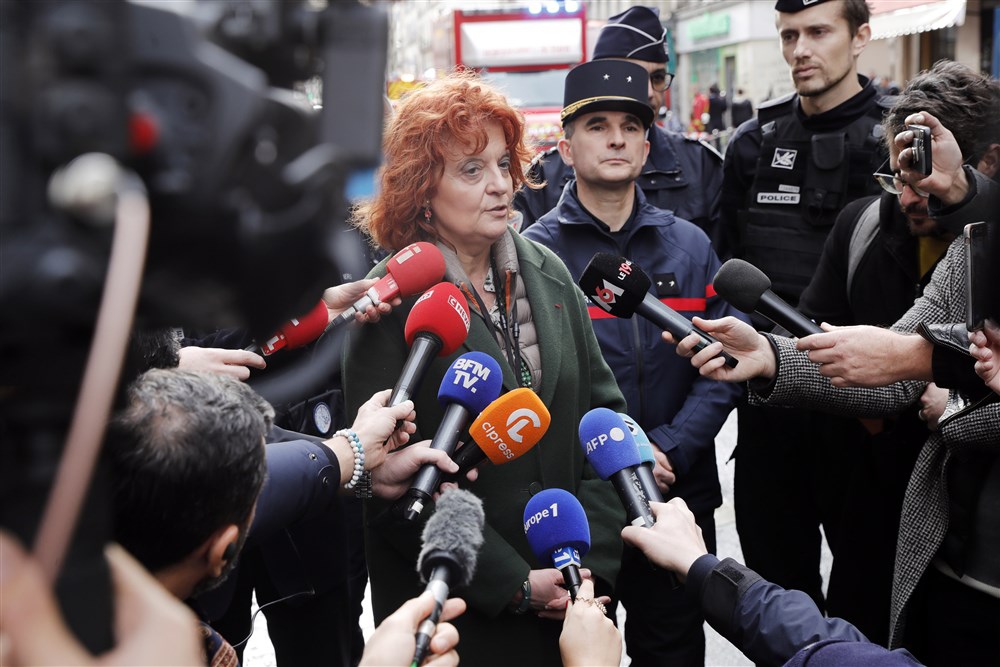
[327,241,446,333]
[399,351,502,521]
[619,414,664,504]
[579,253,738,368]
[390,283,471,408]
[250,300,330,356]
[579,408,655,528]
[523,488,590,602]
[713,259,822,338]
[413,489,485,667]
[449,388,550,476]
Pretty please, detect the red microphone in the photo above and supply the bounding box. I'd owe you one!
[327,242,446,332]
[389,282,471,407]
[256,300,330,356]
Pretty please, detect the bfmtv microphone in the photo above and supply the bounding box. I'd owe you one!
[413,489,485,667]
[251,300,330,356]
[390,283,470,408]
[523,488,590,602]
[400,352,502,521]
[579,253,738,368]
[579,408,655,528]
[619,414,664,503]
[327,241,446,332]
[450,388,550,476]
[714,259,822,337]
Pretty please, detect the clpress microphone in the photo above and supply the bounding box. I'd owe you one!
[619,414,664,503]
[399,352,502,521]
[249,300,330,356]
[449,388,550,476]
[579,407,655,528]
[327,241,446,333]
[579,253,738,368]
[390,283,471,408]
[413,489,485,667]
[523,488,590,601]
[714,259,822,337]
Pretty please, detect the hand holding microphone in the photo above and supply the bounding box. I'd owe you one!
[523,488,590,602]
[620,498,709,584]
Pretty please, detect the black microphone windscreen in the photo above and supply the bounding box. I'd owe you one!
[417,489,485,587]
[713,259,773,313]
[579,253,652,318]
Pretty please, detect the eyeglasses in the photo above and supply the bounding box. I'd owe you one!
[650,70,675,92]
[873,159,929,198]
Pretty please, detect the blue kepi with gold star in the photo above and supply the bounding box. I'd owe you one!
[560,60,653,129]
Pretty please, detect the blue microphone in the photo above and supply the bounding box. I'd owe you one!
[580,408,655,528]
[619,413,664,503]
[523,488,591,601]
[401,351,503,521]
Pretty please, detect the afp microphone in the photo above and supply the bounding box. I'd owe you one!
[619,413,664,503]
[399,352,502,521]
[413,489,485,667]
[579,408,655,528]
[251,300,330,356]
[714,258,822,337]
[390,283,471,408]
[449,388,550,477]
[579,253,738,368]
[523,488,590,602]
[327,241,446,332]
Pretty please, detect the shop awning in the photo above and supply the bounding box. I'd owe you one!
[868,0,966,40]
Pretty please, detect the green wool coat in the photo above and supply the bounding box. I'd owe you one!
[343,230,627,666]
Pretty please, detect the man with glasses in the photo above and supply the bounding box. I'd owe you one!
[793,60,1000,646]
[514,6,727,258]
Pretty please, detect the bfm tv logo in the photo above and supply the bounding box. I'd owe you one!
[592,261,633,312]
[479,407,543,459]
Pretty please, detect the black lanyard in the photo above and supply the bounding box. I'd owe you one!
[466,262,527,387]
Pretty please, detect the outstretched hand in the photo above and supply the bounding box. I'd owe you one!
[559,578,621,667]
[621,498,708,582]
[664,316,775,382]
[970,319,1000,395]
[895,111,968,206]
[359,591,466,667]
[350,388,417,470]
[323,278,401,325]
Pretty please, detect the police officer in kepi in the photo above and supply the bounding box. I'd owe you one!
[513,6,727,258]
[719,0,893,619]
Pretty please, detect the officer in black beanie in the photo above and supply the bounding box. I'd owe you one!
[513,5,727,258]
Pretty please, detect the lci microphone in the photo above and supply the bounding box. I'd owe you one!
[713,258,822,337]
[579,407,655,528]
[389,283,470,408]
[399,351,502,521]
[327,241,446,333]
[619,413,664,503]
[449,388,550,476]
[254,300,331,356]
[523,488,591,602]
[579,253,738,368]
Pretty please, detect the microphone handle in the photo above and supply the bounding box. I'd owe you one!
[757,290,823,337]
[638,295,738,368]
[450,442,487,476]
[560,563,583,602]
[636,463,664,503]
[412,565,452,666]
[401,404,472,521]
[389,333,443,407]
[610,467,656,528]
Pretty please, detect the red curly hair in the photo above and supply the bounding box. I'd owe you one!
[355,71,539,252]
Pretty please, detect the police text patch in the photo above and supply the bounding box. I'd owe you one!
[757,192,801,204]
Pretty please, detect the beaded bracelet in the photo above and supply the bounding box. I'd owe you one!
[335,429,365,490]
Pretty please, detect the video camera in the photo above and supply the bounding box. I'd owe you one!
[0,0,387,651]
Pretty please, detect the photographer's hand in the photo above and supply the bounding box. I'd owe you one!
[896,111,967,205]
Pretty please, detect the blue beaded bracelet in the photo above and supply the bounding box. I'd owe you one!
[335,429,365,490]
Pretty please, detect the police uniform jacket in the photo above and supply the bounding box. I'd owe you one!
[514,124,726,255]
[343,230,627,667]
[523,182,745,516]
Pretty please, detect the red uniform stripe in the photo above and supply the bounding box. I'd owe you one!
[587,297,707,320]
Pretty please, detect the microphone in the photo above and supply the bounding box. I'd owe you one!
[580,407,656,527]
[619,413,664,503]
[251,300,331,356]
[523,488,590,601]
[713,259,822,337]
[399,351,503,521]
[413,489,485,667]
[327,241,446,332]
[449,388,550,476]
[579,253,738,368]
[390,283,471,408]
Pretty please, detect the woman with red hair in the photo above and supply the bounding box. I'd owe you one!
[343,72,627,665]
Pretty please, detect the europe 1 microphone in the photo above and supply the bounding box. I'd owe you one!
[713,258,822,338]
[389,283,470,408]
[523,488,590,602]
[398,351,502,522]
[619,413,664,504]
[412,489,485,667]
[579,253,738,368]
[326,241,446,333]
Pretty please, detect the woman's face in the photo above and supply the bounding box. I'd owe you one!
[429,122,513,254]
